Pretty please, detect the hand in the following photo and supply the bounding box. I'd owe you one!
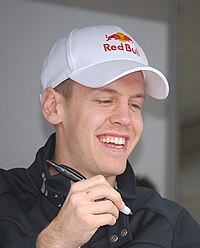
[36,175,125,248]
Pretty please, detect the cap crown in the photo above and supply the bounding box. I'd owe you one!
[41,25,169,100]
[68,25,148,73]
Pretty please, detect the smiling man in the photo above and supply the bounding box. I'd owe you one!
[45,72,144,185]
[0,25,200,248]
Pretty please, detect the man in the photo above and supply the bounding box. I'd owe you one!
[0,25,199,247]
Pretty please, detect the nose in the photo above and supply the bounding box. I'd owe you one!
[110,102,131,126]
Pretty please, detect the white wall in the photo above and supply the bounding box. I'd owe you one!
[0,0,173,197]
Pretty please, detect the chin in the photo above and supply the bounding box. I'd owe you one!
[104,161,127,177]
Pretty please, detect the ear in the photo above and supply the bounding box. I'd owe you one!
[41,87,62,125]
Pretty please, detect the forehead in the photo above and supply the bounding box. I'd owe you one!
[73,71,144,96]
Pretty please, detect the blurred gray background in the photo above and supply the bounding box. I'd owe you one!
[0,0,199,222]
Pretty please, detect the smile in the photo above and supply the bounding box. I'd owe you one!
[99,136,126,149]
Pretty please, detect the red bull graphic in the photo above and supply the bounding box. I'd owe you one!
[103,32,140,57]
[105,32,133,43]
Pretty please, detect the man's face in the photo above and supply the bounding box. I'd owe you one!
[59,72,144,181]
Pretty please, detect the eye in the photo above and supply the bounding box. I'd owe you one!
[129,103,142,112]
[95,99,114,106]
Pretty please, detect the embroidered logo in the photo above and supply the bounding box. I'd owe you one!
[103,32,140,56]
[105,32,133,43]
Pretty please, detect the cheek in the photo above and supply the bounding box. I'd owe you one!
[73,112,102,139]
[138,115,144,133]
[86,110,107,128]
[131,114,144,136]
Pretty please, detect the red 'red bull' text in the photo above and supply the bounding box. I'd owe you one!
[103,43,140,56]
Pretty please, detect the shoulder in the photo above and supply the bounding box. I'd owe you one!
[135,186,200,230]
[0,167,37,199]
[0,169,11,195]
[0,169,34,243]
[127,187,200,246]
[136,187,185,218]
[0,166,36,220]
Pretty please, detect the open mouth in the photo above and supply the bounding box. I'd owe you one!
[98,136,126,149]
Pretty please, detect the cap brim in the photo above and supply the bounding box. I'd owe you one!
[69,60,169,100]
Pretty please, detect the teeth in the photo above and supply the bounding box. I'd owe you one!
[100,136,125,145]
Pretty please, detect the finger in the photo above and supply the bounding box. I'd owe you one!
[65,175,125,211]
[64,186,121,216]
[62,176,109,208]
[74,206,118,228]
[89,200,119,219]
[83,184,124,210]
[91,213,118,227]
[70,175,110,192]
[64,200,118,227]
[76,200,119,219]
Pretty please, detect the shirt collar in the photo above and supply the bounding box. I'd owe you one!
[29,133,137,208]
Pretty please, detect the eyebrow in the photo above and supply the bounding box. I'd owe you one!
[132,93,145,99]
[95,87,145,99]
[97,87,118,94]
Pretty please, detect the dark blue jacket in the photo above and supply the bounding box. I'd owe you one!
[0,134,200,247]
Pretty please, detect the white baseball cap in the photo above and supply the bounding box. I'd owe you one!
[41,25,169,100]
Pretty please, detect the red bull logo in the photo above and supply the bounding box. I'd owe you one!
[103,32,140,57]
[105,32,133,43]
